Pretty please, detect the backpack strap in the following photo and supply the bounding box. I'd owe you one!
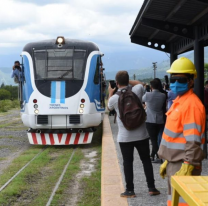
[116,86,132,96]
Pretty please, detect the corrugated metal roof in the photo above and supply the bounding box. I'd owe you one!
[130,0,208,53]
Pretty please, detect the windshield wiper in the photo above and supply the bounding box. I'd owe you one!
[58,68,72,79]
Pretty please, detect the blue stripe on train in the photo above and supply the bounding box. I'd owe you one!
[60,81,65,103]
[51,81,56,103]
[51,81,65,103]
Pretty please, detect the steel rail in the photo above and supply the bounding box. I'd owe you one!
[0,149,45,192]
[46,149,76,206]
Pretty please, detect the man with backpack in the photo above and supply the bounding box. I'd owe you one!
[108,71,160,198]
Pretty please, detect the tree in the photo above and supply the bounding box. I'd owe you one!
[3,85,18,99]
[0,89,11,100]
[204,63,208,81]
[0,83,5,88]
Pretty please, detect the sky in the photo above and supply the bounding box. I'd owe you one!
[0,0,170,70]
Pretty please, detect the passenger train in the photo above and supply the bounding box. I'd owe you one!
[19,36,106,145]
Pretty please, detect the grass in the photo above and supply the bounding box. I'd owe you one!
[0,146,84,206]
[0,147,43,189]
[49,148,84,206]
[0,136,13,139]
[77,124,103,206]
[0,122,103,206]
[0,119,21,129]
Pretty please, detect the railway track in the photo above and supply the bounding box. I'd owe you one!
[0,147,77,206]
[0,109,102,206]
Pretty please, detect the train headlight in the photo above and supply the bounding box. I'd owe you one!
[79,109,83,113]
[34,109,39,114]
[80,104,84,108]
[34,104,38,109]
[56,36,65,44]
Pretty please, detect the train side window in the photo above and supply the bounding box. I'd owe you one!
[94,56,100,84]
[73,50,86,79]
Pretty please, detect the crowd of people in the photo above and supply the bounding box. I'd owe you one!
[107,57,206,206]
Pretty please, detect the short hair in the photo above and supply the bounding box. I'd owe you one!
[146,85,151,92]
[150,79,160,90]
[14,61,20,64]
[115,71,129,86]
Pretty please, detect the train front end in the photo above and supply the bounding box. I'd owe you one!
[20,37,106,145]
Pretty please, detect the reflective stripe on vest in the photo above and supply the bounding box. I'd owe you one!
[161,138,185,150]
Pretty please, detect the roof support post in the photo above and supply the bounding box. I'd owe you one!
[193,25,207,158]
[170,44,177,65]
[194,26,204,102]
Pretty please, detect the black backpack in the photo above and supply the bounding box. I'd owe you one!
[116,86,146,130]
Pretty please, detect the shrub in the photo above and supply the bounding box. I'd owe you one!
[0,99,20,112]
[0,89,11,100]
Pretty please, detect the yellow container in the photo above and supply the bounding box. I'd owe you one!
[171,176,208,206]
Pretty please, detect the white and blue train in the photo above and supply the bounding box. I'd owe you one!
[19,36,106,145]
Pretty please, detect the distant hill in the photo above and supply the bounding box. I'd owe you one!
[105,47,208,80]
[0,67,15,86]
[1,47,208,85]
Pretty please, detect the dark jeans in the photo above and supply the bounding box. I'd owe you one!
[157,124,165,146]
[146,123,162,158]
[119,138,155,191]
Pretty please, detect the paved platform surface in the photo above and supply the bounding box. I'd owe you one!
[107,115,208,206]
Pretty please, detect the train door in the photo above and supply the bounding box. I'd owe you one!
[100,56,106,108]
[19,56,24,108]
[93,55,106,109]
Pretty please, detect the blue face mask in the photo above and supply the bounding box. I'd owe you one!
[170,81,188,95]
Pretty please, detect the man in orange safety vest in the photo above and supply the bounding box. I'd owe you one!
[158,57,206,206]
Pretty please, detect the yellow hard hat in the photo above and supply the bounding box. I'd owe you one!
[167,57,197,78]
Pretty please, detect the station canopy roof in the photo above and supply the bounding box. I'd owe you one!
[129,0,208,54]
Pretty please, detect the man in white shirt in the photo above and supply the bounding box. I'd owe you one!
[108,71,160,198]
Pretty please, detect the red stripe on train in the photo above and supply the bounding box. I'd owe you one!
[40,133,46,145]
[74,133,80,144]
[65,133,72,144]
[32,133,38,144]
[58,134,63,143]
[49,134,55,145]
[83,132,89,143]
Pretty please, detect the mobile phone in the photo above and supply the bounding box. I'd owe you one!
[109,80,116,89]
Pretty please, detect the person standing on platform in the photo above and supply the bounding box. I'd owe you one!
[142,79,166,163]
[158,57,206,206]
[108,71,160,198]
[167,89,177,110]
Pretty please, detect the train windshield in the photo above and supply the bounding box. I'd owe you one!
[33,49,86,80]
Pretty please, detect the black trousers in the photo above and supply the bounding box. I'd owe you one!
[119,138,155,191]
[146,122,162,158]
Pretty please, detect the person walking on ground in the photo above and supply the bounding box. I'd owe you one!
[158,57,206,206]
[142,79,166,163]
[108,71,160,198]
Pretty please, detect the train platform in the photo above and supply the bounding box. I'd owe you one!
[101,114,208,206]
